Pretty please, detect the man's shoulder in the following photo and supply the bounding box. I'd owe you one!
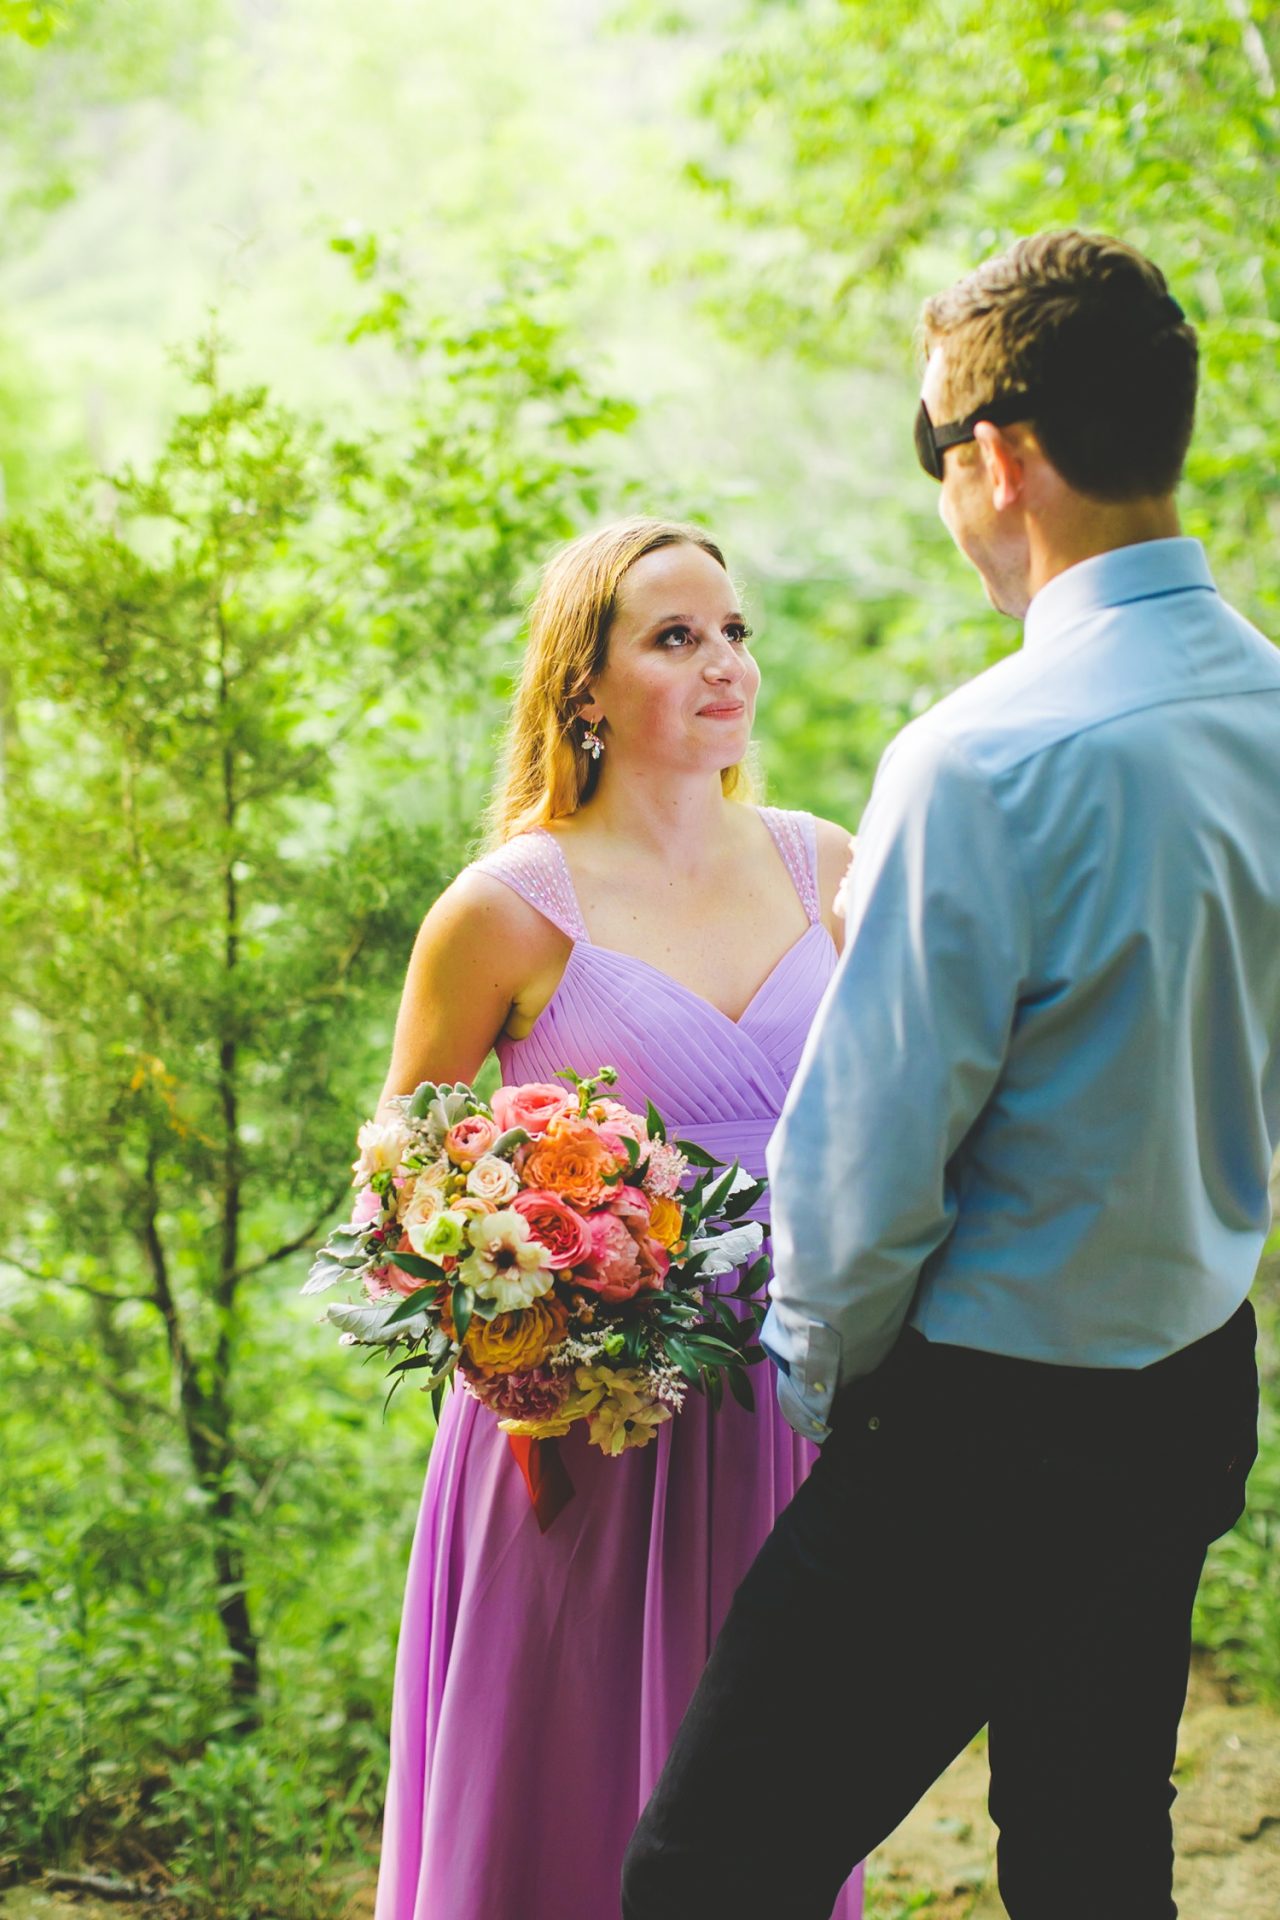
[882,646,1049,787]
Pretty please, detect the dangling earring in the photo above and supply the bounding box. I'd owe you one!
[580,720,604,761]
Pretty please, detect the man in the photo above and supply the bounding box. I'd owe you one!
[622,231,1280,1920]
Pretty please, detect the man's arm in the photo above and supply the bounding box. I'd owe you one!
[763,725,1031,1439]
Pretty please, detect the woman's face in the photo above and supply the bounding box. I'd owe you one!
[582,542,759,774]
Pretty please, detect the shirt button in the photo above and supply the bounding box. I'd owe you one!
[868,1415,881,1431]
[811,1380,827,1395]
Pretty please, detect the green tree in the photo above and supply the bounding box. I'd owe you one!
[0,273,628,1749]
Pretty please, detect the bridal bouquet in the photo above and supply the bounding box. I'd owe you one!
[305,1067,768,1521]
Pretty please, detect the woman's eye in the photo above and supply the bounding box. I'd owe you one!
[657,626,695,648]
[727,623,753,645]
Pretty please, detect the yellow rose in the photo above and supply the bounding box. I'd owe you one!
[462,1292,570,1378]
[646,1195,685,1250]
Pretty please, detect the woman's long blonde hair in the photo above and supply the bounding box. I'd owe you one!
[485,517,753,846]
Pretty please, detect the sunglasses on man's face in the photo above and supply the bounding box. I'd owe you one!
[914,392,1040,481]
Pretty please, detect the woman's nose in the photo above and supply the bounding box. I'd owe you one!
[703,636,743,680]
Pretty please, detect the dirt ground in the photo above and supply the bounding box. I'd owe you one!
[865,1656,1280,1919]
[4,1657,1278,1920]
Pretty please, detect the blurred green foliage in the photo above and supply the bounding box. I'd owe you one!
[0,0,1277,1908]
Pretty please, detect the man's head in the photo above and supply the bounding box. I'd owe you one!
[918,231,1198,616]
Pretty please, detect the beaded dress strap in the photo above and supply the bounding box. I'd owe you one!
[470,830,590,944]
[757,806,821,925]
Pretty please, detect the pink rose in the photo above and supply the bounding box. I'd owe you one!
[630,1231,671,1289]
[609,1184,652,1227]
[444,1114,498,1167]
[491,1082,575,1137]
[592,1099,649,1149]
[509,1189,593,1269]
[352,1186,383,1226]
[577,1211,658,1304]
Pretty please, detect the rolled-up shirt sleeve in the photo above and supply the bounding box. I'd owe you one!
[764,725,1031,1437]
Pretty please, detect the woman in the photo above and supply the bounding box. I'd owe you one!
[373,518,864,1920]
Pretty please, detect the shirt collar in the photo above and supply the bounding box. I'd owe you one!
[1022,537,1217,654]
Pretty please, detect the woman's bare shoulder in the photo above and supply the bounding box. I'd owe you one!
[424,863,569,965]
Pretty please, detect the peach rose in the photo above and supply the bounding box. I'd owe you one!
[491,1082,575,1137]
[520,1115,624,1211]
[444,1115,499,1168]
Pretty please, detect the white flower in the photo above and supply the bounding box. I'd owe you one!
[465,1153,521,1205]
[460,1209,554,1312]
[641,1139,688,1199]
[400,1173,447,1248]
[352,1118,411,1183]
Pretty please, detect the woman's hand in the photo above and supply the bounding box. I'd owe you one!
[814,818,858,951]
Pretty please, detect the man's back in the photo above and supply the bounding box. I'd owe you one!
[909,537,1280,1362]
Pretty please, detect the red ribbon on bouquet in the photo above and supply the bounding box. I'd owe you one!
[506,1434,575,1533]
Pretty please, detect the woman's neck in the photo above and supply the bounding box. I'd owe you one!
[561,763,743,867]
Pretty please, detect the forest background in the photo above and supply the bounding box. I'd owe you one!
[0,3,1277,1916]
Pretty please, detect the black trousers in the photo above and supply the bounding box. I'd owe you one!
[622,1302,1259,1920]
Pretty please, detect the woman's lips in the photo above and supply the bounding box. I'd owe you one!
[697,702,746,718]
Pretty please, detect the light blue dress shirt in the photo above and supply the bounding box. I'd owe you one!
[765,538,1280,1442]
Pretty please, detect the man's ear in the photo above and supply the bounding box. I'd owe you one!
[973,421,1025,512]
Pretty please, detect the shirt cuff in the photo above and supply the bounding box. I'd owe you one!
[761,1302,841,1444]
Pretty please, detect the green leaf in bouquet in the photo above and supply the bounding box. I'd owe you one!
[387,1249,447,1282]
[431,1380,448,1421]
[663,1334,702,1386]
[383,1284,443,1327]
[704,1365,724,1411]
[681,1333,742,1366]
[727,1365,756,1413]
[671,1247,710,1282]
[708,1296,742,1335]
[492,1125,532,1157]
[386,1352,438,1375]
[721,1179,766,1221]
[408,1081,440,1118]
[624,1133,641,1171]
[700,1159,742,1219]
[451,1282,474,1346]
[326,1298,430,1345]
[732,1253,772,1300]
[646,1100,668,1145]
[673,1137,719,1167]
[302,1252,353,1296]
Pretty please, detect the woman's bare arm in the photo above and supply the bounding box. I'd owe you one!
[376,870,569,1113]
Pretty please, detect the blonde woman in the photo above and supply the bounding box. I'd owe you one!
[373,518,864,1920]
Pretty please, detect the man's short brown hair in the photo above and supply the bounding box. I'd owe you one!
[920,231,1198,501]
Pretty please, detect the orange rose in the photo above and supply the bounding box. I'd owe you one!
[646,1195,685,1251]
[460,1292,570,1378]
[520,1116,624,1210]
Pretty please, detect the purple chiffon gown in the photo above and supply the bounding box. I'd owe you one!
[374,808,865,1920]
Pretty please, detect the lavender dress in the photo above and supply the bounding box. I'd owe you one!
[374,808,865,1920]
